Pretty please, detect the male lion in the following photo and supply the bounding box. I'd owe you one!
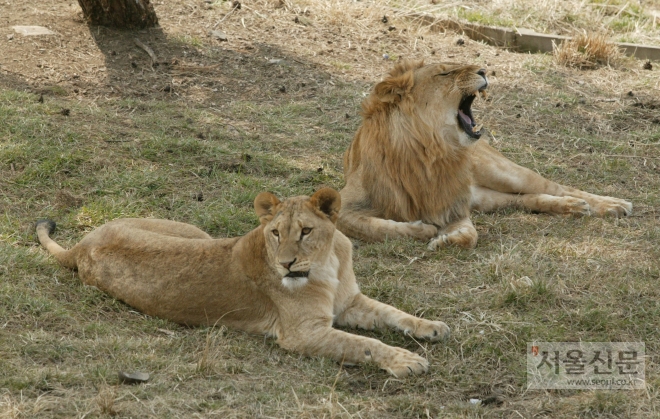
[36,188,449,377]
[338,61,632,249]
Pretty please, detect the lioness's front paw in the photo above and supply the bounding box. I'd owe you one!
[560,197,591,216]
[379,348,429,378]
[588,197,632,218]
[428,227,477,250]
[407,320,450,342]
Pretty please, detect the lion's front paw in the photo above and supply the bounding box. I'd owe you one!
[588,197,632,218]
[407,221,438,241]
[428,227,477,250]
[408,320,450,342]
[379,348,429,378]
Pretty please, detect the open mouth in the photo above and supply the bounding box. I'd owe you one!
[457,92,484,139]
[285,271,310,278]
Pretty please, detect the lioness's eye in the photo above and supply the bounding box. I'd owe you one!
[436,72,450,76]
[272,230,279,237]
[301,227,312,236]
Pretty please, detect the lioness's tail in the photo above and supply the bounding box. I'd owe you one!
[35,219,77,269]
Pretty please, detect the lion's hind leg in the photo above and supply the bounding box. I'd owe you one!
[335,294,450,342]
[471,186,592,216]
[337,209,437,243]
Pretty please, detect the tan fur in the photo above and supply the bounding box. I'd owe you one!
[338,61,632,249]
[36,188,449,377]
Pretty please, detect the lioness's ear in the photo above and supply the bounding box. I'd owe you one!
[310,188,341,223]
[254,192,281,224]
[374,70,414,104]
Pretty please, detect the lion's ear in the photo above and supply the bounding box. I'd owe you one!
[374,70,414,104]
[254,192,281,224]
[309,188,341,223]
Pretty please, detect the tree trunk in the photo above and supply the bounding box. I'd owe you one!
[77,0,159,29]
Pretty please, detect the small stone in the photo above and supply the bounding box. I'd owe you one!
[627,91,634,96]
[456,38,465,46]
[268,59,283,64]
[278,85,286,93]
[60,108,70,116]
[12,26,56,36]
[643,61,653,70]
[294,16,312,26]
[131,62,137,68]
[381,15,388,24]
[118,371,150,384]
[7,34,13,40]
[209,30,227,41]
[232,0,241,9]
[388,26,396,31]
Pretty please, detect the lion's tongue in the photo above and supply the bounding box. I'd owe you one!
[458,109,472,126]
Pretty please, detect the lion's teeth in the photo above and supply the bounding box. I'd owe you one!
[473,124,483,132]
[479,90,488,99]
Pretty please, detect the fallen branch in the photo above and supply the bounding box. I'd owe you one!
[134,38,157,63]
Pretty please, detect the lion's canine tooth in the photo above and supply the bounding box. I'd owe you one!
[479,90,488,99]
[473,124,483,132]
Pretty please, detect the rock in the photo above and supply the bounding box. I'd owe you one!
[12,26,56,36]
[381,15,388,24]
[118,371,150,384]
[643,61,653,70]
[209,30,228,41]
[456,38,465,46]
[294,16,312,26]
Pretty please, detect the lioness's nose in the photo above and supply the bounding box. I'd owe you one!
[477,69,486,79]
[280,258,296,269]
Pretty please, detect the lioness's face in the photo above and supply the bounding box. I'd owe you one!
[254,188,341,282]
[412,63,488,145]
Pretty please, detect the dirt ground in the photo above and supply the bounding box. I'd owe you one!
[1,0,660,418]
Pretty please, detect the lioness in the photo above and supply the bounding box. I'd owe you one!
[338,60,632,249]
[36,188,449,377]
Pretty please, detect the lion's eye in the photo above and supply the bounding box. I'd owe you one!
[272,230,279,237]
[436,72,450,77]
[301,227,312,236]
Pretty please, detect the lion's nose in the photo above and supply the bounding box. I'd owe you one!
[477,69,487,79]
[280,258,296,270]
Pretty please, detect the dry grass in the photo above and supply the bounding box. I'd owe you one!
[554,32,623,69]
[1,0,659,417]
[398,0,660,45]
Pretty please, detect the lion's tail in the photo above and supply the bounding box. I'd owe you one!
[35,219,77,269]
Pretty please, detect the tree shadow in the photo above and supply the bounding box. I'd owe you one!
[84,25,343,106]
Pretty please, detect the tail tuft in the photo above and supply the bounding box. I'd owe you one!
[36,219,57,235]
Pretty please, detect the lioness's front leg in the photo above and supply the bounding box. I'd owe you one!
[428,217,477,250]
[277,327,429,378]
[335,294,449,341]
[471,141,632,217]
